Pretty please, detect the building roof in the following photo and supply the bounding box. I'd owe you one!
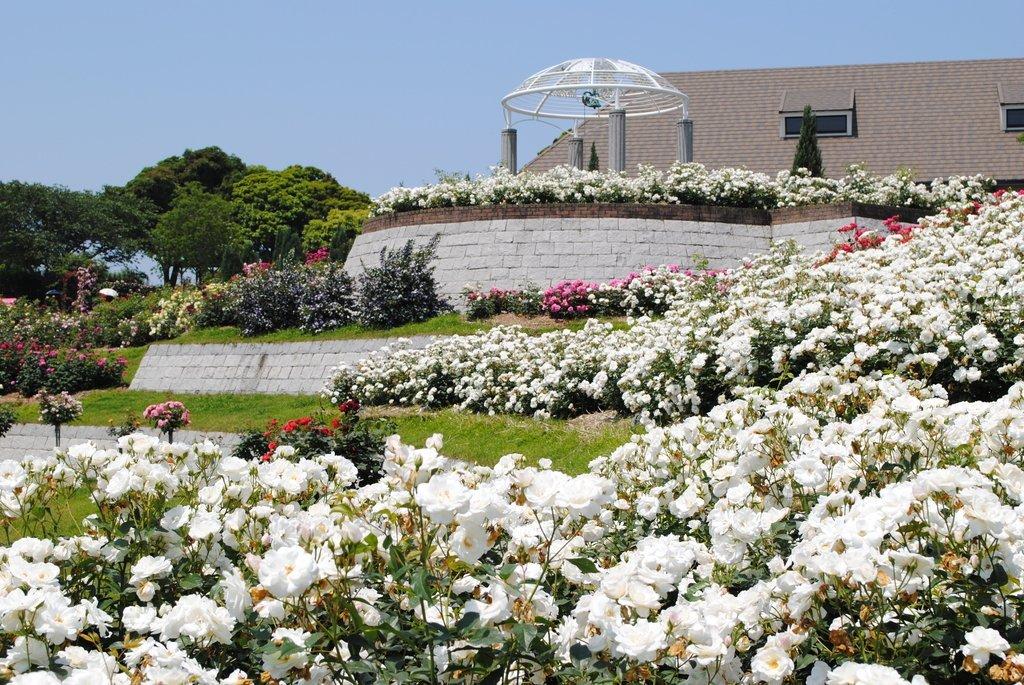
[524,58,1024,182]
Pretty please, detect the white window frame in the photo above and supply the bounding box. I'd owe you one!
[1002,104,1024,132]
[781,109,854,138]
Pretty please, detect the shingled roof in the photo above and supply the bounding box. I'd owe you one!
[524,58,1024,183]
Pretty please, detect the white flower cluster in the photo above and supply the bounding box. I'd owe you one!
[370,163,993,216]
[5,366,1024,682]
[330,192,1024,423]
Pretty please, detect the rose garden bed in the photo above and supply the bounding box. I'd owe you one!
[0,178,1021,683]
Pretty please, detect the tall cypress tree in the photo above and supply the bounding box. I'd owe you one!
[791,105,824,177]
[587,142,600,171]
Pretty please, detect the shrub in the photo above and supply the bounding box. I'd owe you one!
[86,292,161,347]
[463,286,542,320]
[329,191,1024,422]
[356,236,449,329]
[296,262,357,333]
[143,400,191,442]
[370,163,994,216]
[231,399,392,484]
[0,402,14,438]
[227,264,304,335]
[148,288,205,339]
[542,280,600,319]
[194,281,236,328]
[10,346,124,397]
[7,375,1024,682]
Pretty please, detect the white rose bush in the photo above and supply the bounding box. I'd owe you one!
[4,188,1024,682]
[370,163,992,216]
[5,368,1024,681]
[330,191,1024,423]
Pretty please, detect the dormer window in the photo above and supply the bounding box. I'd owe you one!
[998,84,1024,132]
[1002,106,1024,131]
[782,111,853,137]
[779,88,855,138]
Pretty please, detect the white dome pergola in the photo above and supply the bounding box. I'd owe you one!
[501,58,689,122]
[498,58,692,173]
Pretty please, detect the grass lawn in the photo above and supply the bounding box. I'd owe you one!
[115,345,149,383]
[7,391,634,538]
[10,389,635,473]
[164,313,627,345]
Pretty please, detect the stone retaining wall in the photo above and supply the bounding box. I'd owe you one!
[348,202,925,300]
[129,336,436,395]
[0,424,240,461]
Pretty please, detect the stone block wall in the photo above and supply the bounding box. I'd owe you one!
[348,203,926,300]
[0,424,240,462]
[130,336,437,395]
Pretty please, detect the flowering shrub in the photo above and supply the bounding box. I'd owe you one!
[231,399,393,483]
[142,401,190,442]
[148,288,205,339]
[540,265,726,320]
[295,263,357,334]
[0,344,125,397]
[356,236,450,329]
[5,368,1024,682]
[329,191,1024,422]
[463,286,543,320]
[817,215,916,265]
[35,390,82,444]
[542,279,601,319]
[72,265,97,314]
[86,293,162,348]
[304,246,330,264]
[227,264,305,335]
[371,163,994,216]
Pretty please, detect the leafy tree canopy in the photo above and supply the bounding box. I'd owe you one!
[0,181,154,295]
[126,146,246,214]
[148,183,239,286]
[302,207,368,254]
[231,165,370,257]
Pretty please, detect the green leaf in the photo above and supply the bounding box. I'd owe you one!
[455,611,479,631]
[990,564,1009,586]
[568,557,599,574]
[569,643,592,662]
[180,573,202,590]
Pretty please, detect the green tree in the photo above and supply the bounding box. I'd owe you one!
[302,207,368,257]
[0,182,153,296]
[127,146,246,215]
[230,165,370,257]
[148,184,239,285]
[792,105,824,177]
[588,143,600,171]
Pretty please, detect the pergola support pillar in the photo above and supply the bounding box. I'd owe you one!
[568,135,584,169]
[500,128,518,174]
[677,118,694,163]
[608,109,626,172]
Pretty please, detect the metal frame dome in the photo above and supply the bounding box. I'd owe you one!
[501,58,688,124]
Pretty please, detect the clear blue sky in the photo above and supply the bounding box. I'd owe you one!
[1,1,1018,197]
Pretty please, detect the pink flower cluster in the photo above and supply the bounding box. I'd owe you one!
[241,261,272,277]
[466,287,518,304]
[542,280,599,318]
[819,215,917,265]
[304,247,330,265]
[142,401,191,432]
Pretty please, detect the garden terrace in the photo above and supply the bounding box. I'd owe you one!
[346,200,929,301]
